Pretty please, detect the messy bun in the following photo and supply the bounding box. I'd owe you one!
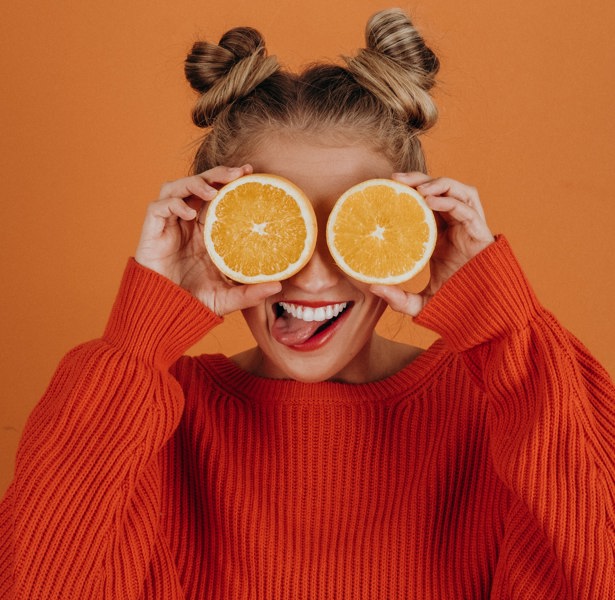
[344,8,439,132]
[185,27,280,127]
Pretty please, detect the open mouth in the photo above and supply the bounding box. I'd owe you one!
[271,301,353,348]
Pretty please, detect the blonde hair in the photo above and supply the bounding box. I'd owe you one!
[184,8,440,173]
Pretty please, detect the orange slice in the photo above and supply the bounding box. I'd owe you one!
[203,174,317,284]
[326,179,437,284]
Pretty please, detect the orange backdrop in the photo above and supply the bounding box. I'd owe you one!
[1,0,614,496]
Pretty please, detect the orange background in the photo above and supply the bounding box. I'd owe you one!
[1,0,614,496]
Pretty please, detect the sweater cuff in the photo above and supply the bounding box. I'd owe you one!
[103,258,223,367]
[414,236,542,352]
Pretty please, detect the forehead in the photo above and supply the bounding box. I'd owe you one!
[245,134,394,206]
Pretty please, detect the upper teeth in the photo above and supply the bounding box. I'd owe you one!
[279,302,348,322]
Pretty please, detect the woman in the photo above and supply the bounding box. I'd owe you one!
[1,9,613,599]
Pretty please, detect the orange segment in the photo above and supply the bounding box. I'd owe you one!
[204,174,317,284]
[326,179,437,284]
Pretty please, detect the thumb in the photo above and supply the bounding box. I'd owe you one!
[221,281,282,314]
[370,285,426,317]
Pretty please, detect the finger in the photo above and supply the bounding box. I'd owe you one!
[370,284,425,317]
[200,164,253,187]
[217,281,282,315]
[141,197,197,239]
[149,196,198,220]
[392,171,433,188]
[417,178,486,220]
[184,194,206,215]
[159,176,217,203]
[157,165,253,203]
[424,195,493,242]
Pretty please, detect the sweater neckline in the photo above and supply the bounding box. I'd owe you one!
[195,339,451,404]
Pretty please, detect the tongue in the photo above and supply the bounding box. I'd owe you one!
[271,314,325,346]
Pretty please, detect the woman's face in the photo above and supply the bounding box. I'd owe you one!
[238,133,396,383]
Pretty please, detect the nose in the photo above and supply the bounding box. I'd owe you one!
[288,243,341,293]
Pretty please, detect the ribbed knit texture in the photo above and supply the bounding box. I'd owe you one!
[1,238,613,599]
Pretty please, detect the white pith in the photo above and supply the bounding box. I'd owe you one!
[278,301,348,323]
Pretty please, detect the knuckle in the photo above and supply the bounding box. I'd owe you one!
[146,199,161,213]
[200,165,225,176]
[159,180,179,198]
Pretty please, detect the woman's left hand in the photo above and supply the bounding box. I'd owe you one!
[370,172,495,316]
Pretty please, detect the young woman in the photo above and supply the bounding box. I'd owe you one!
[1,9,613,599]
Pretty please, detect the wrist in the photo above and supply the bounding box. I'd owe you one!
[103,259,222,367]
[414,236,540,351]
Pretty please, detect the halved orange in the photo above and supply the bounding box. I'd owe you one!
[326,179,437,285]
[203,174,317,284]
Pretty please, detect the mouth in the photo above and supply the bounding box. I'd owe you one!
[271,300,353,351]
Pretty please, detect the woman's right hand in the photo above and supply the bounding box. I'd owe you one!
[135,165,281,316]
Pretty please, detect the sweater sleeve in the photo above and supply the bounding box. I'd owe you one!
[414,236,615,598]
[0,259,222,599]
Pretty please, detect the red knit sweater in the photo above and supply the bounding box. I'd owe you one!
[1,237,613,599]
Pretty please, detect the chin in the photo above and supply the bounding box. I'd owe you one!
[264,353,348,383]
[282,356,364,384]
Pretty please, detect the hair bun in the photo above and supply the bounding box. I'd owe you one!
[345,8,440,131]
[185,27,279,127]
[366,8,439,89]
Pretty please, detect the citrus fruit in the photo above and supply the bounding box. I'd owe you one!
[326,179,437,285]
[203,174,317,284]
